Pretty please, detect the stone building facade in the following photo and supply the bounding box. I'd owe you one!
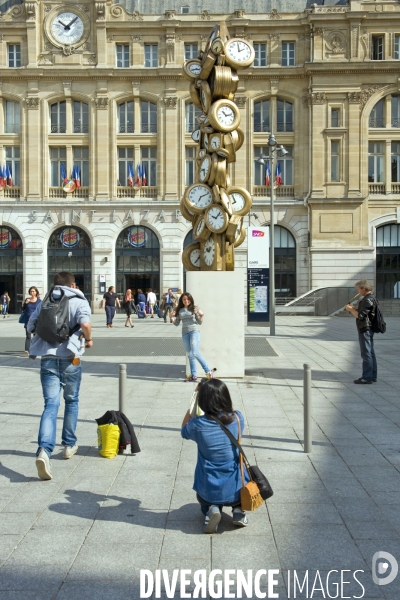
[1,0,400,311]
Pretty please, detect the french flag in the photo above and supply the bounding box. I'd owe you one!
[275,162,283,186]
[128,163,134,187]
[141,163,147,186]
[72,165,81,188]
[136,163,142,187]
[0,166,4,188]
[5,164,12,187]
[265,162,271,186]
[60,163,68,183]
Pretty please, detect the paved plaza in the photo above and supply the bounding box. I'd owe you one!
[0,314,399,599]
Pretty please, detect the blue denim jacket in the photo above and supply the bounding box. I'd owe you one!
[181,410,249,504]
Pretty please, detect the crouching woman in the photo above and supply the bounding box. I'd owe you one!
[181,378,249,533]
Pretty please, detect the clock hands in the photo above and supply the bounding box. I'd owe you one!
[67,15,79,28]
[58,19,69,28]
[57,15,79,31]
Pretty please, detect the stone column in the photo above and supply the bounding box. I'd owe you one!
[25,85,41,200]
[163,93,178,199]
[347,92,361,197]
[309,93,326,197]
[25,2,38,68]
[94,95,110,200]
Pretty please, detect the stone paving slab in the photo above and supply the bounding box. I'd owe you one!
[0,316,400,599]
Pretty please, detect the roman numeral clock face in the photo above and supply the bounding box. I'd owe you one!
[51,12,84,44]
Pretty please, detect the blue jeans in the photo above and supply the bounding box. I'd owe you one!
[138,301,146,311]
[37,357,82,457]
[182,330,210,377]
[1,303,7,315]
[196,493,241,516]
[358,329,377,382]
[105,305,115,325]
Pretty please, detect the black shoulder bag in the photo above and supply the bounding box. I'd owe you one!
[213,414,274,500]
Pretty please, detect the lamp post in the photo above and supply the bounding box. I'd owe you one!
[257,134,288,336]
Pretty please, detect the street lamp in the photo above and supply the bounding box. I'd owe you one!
[257,133,288,336]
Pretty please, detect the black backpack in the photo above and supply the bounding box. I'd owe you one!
[370,296,386,334]
[35,287,80,344]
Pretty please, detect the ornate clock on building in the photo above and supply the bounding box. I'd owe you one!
[45,6,90,49]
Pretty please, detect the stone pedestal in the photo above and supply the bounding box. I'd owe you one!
[186,271,245,378]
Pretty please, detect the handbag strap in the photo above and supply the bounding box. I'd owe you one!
[212,413,253,482]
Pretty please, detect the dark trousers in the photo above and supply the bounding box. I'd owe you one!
[25,329,32,352]
[196,493,241,516]
[105,305,116,325]
[358,329,377,382]
[164,304,173,322]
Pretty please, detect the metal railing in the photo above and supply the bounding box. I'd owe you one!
[140,125,157,133]
[3,187,20,198]
[369,183,385,194]
[278,286,356,316]
[117,186,158,198]
[368,118,385,128]
[253,185,295,198]
[49,186,89,199]
[118,125,134,134]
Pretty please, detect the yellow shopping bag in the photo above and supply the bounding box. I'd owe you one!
[97,423,120,459]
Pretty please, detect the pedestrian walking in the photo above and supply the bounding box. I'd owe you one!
[147,288,157,318]
[22,287,42,355]
[171,292,213,382]
[0,291,10,317]
[345,279,377,384]
[161,288,178,323]
[27,271,92,480]
[123,288,135,328]
[181,378,249,533]
[136,288,146,312]
[102,286,120,328]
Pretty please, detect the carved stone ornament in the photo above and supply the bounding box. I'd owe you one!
[269,9,281,20]
[83,6,90,12]
[163,96,177,109]
[37,53,52,65]
[269,33,280,42]
[82,42,90,52]
[95,97,109,109]
[132,35,142,42]
[110,5,123,18]
[44,5,52,12]
[95,2,106,20]
[313,5,348,13]
[165,10,176,19]
[234,9,245,18]
[25,2,36,20]
[325,31,347,56]
[25,97,40,109]
[360,85,387,110]
[62,45,75,56]
[302,92,326,105]
[347,92,361,104]
[106,35,114,42]
[130,10,143,21]
[234,96,246,108]
[63,81,72,89]
[198,10,211,21]
[314,28,324,37]
[351,26,359,59]
[11,5,24,18]
[85,54,97,64]
[44,41,53,51]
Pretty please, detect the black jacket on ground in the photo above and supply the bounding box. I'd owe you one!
[356,294,376,332]
[96,410,141,454]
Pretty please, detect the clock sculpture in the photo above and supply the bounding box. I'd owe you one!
[182,22,254,271]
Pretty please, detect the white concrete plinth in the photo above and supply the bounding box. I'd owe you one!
[186,271,245,378]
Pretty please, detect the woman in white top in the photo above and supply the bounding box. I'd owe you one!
[147,288,157,318]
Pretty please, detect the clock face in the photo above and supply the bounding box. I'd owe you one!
[206,206,226,232]
[210,136,221,150]
[191,129,201,142]
[204,134,209,150]
[51,12,84,44]
[190,248,201,268]
[217,105,235,127]
[189,63,201,76]
[188,184,213,209]
[196,218,205,236]
[203,236,215,266]
[226,40,252,63]
[212,39,224,54]
[199,156,211,182]
[230,192,246,213]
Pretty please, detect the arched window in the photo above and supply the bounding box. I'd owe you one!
[392,95,400,128]
[0,226,23,312]
[253,100,270,132]
[50,101,66,133]
[48,227,92,300]
[5,100,20,134]
[116,226,160,295]
[369,99,384,128]
[73,101,89,133]
[185,102,201,133]
[118,101,134,134]
[277,99,293,132]
[376,224,400,299]
[141,101,157,133]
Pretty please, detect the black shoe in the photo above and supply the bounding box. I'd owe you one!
[354,378,372,384]
[372,379,377,383]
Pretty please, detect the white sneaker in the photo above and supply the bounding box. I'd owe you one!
[203,506,221,533]
[63,445,78,459]
[35,448,52,480]
[232,508,248,527]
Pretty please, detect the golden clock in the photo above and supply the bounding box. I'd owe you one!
[184,183,213,214]
[227,186,252,217]
[224,38,255,69]
[205,203,229,234]
[182,242,201,271]
[208,99,241,133]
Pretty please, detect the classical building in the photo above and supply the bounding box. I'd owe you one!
[1,0,400,312]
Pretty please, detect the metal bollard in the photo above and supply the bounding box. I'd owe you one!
[303,363,312,453]
[119,363,127,415]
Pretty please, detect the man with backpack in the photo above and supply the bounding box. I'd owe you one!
[27,271,92,480]
[345,279,385,384]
